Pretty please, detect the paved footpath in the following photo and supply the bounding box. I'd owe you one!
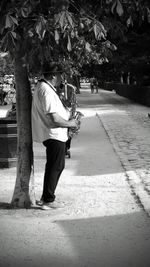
[95,89,150,217]
[0,88,150,267]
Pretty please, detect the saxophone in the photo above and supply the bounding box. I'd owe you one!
[64,82,83,137]
[70,110,84,136]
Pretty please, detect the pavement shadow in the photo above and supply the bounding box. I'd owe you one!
[69,115,124,176]
[53,211,150,267]
[1,211,150,267]
[0,202,43,210]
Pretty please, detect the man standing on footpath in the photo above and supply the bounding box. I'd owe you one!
[32,62,78,210]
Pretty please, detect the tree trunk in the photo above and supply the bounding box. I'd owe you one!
[11,53,35,208]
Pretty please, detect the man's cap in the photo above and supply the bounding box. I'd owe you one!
[42,62,63,74]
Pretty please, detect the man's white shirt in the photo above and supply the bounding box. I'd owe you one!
[32,81,70,143]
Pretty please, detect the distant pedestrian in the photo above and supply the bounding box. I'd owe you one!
[94,79,99,93]
[90,77,95,94]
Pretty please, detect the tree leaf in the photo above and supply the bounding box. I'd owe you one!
[66,11,74,27]
[67,35,71,51]
[98,21,107,36]
[1,31,16,52]
[35,17,46,40]
[93,23,106,40]
[116,0,124,16]
[59,11,65,29]
[54,13,60,25]
[1,34,8,52]
[54,29,59,44]
[106,0,113,3]
[103,40,117,51]
[111,0,117,14]
[71,30,75,38]
[85,42,91,52]
[127,16,133,27]
[5,15,13,28]
[93,24,98,39]
[5,15,18,30]
[10,32,16,45]
[21,6,32,18]
[10,16,18,26]
[28,29,34,37]
[11,31,17,39]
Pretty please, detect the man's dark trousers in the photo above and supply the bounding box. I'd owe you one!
[42,139,65,203]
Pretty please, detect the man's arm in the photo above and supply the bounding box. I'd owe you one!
[47,112,78,128]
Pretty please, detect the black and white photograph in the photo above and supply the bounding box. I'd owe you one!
[0,1,150,266]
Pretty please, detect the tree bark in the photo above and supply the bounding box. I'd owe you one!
[11,53,35,208]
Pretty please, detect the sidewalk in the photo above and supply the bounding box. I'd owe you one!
[0,89,150,267]
[95,89,150,216]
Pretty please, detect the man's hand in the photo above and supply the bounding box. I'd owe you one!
[47,112,78,129]
[68,118,78,128]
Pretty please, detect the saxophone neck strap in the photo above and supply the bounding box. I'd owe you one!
[38,79,68,108]
[38,79,57,93]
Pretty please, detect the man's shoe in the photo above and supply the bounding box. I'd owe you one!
[65,150,71,158]
[41,201,65,210]
[36,199,44,206]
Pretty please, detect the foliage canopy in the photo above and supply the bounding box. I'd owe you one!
[0,0,150,76]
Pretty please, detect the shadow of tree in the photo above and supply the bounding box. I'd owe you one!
[0,202,12,209]
[0,211,150,267]
[0,202,42,210]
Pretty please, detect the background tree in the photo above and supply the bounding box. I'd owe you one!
[91,0,150,84]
